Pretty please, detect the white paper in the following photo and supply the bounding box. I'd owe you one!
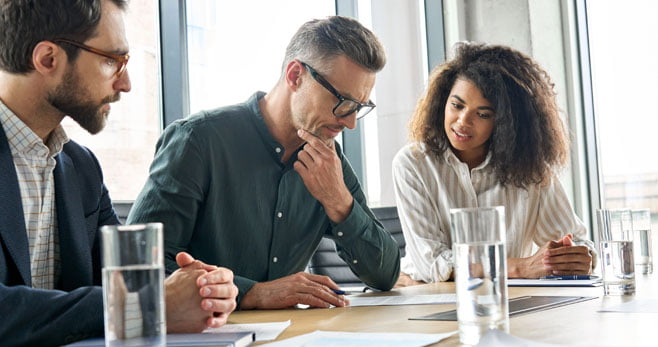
[347,294,456,307]
[263,330,457,346]
[599,298,658,313]
[203,320,291,341]
[475,329,560,347]
[507,278,602,287]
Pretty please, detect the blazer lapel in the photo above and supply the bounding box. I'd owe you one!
[54,149,94,289]
[0,127,31,285]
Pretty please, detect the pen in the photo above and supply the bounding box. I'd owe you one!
[332,289,346,295]
[539,275,596,280]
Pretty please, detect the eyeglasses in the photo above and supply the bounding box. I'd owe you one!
[53,38,130,77]
[300,61,376,119]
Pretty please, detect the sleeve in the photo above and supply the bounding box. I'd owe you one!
[392,148,454,282]
[534,178,598,269]
[0,284,104,346]
[328,146,401,291]
[233,276,257,306]
[127,121,209,273]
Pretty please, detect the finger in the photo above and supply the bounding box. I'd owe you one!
[206,313,229,328]
[545,240,563,250]
[544,257,591,268]
[176,252,195,267]
[544,249,591,264]
[201,297,237,314]
[544,245,590,257]
[293,160,309,173]
[299,272,341,290]
[297,129,331,149]
[303,142,323,158]
[296,149,315,166]
[198,268,234,287]
[304,283,347,307]
[200,283,239,299]
[561,234,574,246]
[545,261,591,272]
[296,291,346,308]
[550,268,592,275]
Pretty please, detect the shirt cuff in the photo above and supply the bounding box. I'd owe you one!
[328,201,371,241]
[234,275,257,308]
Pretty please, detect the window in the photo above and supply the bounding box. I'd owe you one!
[185,0,335,114]
[353,0,430,207]
[61,0,161,202]
[587,1,658,225]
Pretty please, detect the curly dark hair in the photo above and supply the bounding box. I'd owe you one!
[409,42,569,188]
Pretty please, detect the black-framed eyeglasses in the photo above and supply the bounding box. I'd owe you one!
[53,38,130,78]
[300,61,376,119]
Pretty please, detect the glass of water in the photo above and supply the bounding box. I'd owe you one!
[596,209,635,296]
[101,223,166,346]
[450,206,508,346]
[631,209,653,274]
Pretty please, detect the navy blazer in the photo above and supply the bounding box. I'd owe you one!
[0,126,119,346]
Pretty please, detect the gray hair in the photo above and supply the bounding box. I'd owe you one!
[281,16,386,76]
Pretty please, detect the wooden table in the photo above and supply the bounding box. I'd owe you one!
[228,274,658,346]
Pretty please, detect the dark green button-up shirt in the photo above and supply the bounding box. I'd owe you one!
[128,92,400,303]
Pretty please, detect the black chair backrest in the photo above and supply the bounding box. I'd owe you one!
[114,202,133,224]
[307,206,405,287]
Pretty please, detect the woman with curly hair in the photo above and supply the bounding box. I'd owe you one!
[392,42,595,285]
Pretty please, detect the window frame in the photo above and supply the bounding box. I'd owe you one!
[575,0,602,235]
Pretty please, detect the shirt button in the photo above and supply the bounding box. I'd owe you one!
[352,259,358,264]
[277,212,283,218]
[275,147,282,153]
[273,257,278,263]
[337,232,344,237]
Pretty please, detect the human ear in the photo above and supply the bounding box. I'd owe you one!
[32,41,65,76]
[285,60,304,91]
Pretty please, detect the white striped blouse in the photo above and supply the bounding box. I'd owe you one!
[392,142,589,283]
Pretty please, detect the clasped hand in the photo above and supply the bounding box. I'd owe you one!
[165,252,238,333]
[511,234,592,278]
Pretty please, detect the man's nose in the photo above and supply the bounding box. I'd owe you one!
[114,68,132,93]
[338,112,357,130]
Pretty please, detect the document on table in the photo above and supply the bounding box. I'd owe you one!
[263,330,457,346]
[507,278,602,287]
[475,329,559,347]
[204,320,291,341]
[599,299,658,313]
[347,293,456,307]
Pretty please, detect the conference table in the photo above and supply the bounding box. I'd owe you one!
[227,274,658,346]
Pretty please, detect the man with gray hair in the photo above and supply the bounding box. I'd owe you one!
[129,16,400,309]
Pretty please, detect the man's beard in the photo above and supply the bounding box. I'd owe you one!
[47,68,119,134]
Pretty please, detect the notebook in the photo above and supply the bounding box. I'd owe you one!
[508,277,602,287]
[409,295,596,321]
[65,331,255,347]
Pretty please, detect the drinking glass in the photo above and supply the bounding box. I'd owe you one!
[631,209,653,274]
[596,209,635,296]
[101,223,166,346]
[450,206,508,346]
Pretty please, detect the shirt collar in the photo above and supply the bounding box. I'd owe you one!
[247,91,297,165]
[0,99,69,158]
[443,147,492,171]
